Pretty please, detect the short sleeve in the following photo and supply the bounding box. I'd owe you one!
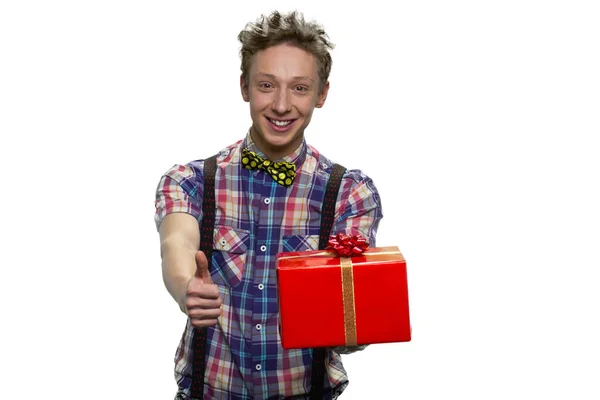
[332,169,383,247]
[154,163,204,231]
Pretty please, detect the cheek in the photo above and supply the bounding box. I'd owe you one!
[249,90,272,109]
[298,95,320,114]
[297,102,316,118]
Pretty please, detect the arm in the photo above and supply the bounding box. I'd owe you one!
[159,212,201,313]
[155,164,221,327]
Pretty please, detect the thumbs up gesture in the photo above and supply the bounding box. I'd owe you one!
[185,251,222,329]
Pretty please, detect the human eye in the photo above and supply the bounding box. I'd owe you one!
[294,85,309,93]
[258,82,274,90]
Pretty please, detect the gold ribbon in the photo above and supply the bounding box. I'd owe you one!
[340,257,357,346]
[278,247,403,346]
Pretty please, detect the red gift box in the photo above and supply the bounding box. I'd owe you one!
[277,245,411,349]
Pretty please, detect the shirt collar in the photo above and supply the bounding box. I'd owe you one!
[241,129,307,168]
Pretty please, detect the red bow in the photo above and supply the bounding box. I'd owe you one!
[326,233,369,257]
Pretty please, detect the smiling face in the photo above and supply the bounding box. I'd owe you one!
[240,43,329,160]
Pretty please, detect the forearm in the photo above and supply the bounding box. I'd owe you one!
[160,232,199,312]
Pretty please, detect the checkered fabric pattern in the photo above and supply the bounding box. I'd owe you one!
[155,133,383,399]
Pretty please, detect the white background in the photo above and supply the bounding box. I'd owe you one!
[1,1,599,399]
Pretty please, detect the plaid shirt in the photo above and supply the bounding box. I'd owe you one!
[154,133,383,399]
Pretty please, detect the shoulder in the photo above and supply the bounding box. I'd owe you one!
[306,143,377,189]
[159,140,243,189]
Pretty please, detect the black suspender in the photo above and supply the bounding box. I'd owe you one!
[190,155,346,399]
[318,163,347,250]
[198,155,218,265]
[190,155,217,399]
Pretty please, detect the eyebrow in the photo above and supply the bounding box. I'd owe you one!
[256,72,314,82]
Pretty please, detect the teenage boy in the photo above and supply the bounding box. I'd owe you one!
[155,11,382,399]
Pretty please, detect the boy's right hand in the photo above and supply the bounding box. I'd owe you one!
[185,251,222,329]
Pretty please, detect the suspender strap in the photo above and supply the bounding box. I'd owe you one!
[318,163,347,250]
[311,163,347,400]
[190,155,217,399]
[199,155,218,262]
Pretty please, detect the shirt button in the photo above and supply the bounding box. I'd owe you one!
[263,198,271,205]
[220,238,227,246]
[256,324,262,331]
[321,162,328,169]
[260,245,267,252]
[255,364,262,371]
[258,284,264,290]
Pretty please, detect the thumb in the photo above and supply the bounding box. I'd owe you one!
[194,251,212,284]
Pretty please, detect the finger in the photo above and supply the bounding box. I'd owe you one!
[191,318,219,329]
[186,296,222,310]
[194,251,213,284]
[187,282,220,299]
[187,307,222,320]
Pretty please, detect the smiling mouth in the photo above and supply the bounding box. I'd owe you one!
[266,117,296,127]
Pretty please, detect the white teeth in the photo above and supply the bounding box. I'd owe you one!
[269,118,292,127]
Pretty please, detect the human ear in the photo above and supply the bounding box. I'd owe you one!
[315,81,330,108]
[240,75,250,102]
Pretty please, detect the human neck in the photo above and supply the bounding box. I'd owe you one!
[249,128,303,161]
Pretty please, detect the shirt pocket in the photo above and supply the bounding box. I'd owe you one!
[281,234,320,253]
[212,225,250,288]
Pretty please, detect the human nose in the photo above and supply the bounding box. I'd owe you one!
[272,88,292,114]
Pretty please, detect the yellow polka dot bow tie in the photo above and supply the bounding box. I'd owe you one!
[241,148,297,187]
